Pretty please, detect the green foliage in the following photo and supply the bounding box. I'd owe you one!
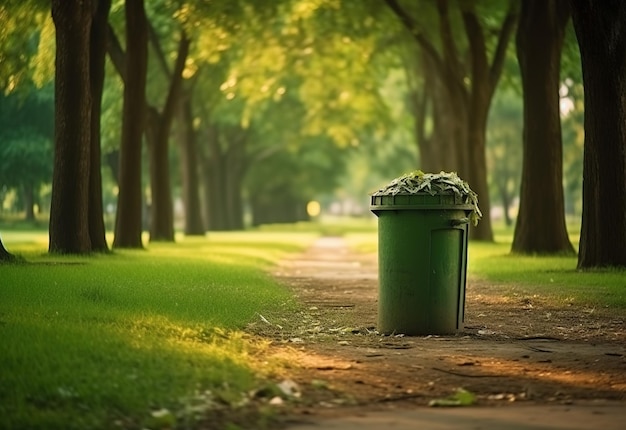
[0,0,49,92]
[0,85,54,193]
[0,232,315,429]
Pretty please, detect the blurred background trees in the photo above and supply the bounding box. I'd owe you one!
[0,0,623,267]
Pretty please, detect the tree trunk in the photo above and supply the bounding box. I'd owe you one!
[203,124,226,230]
[146,107,175,241]
[145,30,189,242]
[105,150,120,184]
[225,164,245,230]
[421,50,466,172]
[250,190,310,226]
[49,0,93,254]
[202,124,247,231]
[464,86,493,241]
[88,0,111,252]
[386,0,517,242]
[177,95,205,235]
[461,5,516,242]
[225,129,247,230]
[571,0,626,268]
[499,184,513,227]
[113,0,148,249]
[23,182,35,221]
[512,0,574,254]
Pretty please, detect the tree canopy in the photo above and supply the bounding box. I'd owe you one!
[1,0,624,268]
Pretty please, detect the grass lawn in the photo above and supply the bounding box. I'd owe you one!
[1,217,624,429]
[347,218,626,310]
[0,230,317,430]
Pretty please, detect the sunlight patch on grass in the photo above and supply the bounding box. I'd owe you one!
[0,231,309,429]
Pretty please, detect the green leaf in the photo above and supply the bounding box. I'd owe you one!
[428,388,476,407]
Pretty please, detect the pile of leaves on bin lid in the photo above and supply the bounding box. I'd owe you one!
[371,170,482,225]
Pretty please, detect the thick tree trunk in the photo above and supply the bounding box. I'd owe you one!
[113,0,148,249]
[512,0,574,255]
[177,95,205,235]
[571,1,626,268]
[49,0,93,254]
[88,0,111,252]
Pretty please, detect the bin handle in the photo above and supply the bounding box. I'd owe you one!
[450,217,470,226]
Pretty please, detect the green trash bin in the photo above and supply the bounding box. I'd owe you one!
[370,171,481,336]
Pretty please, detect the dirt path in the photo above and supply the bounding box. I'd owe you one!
[251,237,626,428]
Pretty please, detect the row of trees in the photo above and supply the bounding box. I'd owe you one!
[0,0,625,269]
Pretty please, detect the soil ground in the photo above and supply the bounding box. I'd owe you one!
[249,237,626,429]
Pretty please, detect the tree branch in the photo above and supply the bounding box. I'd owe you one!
[161,30,190,124]
[461,3,489,89]
[148,20,172,81]
[488,1,519,92]
[437,0,465,83]
[106,23,126,83]
[383,0,445,76]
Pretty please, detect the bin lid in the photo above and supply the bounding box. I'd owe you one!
[369,171,482,225]
[370,193,475,211]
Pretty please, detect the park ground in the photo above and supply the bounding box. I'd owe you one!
[249,236,626,429]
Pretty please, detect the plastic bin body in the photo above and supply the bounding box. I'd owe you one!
[371,193,472,335]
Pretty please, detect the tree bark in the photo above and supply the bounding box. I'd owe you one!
[202,124,225,230]
[88,0,111,252]
[410,49,464,172]
[385,0,517,241]
[571,0,626,268]
[49,0,93,254]
[113,0,148,249]
[461,4,516,241]
[177,94,205,235]
[23,182,35,222]
[146,107,175,241]
[512,0,574,255]
[145,31,189,242]
[202,124,247,231]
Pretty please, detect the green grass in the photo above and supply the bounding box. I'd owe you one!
[468,241,626,309]
[347,220,626,310]
[0,231,317,430]
[1,218,624,428]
